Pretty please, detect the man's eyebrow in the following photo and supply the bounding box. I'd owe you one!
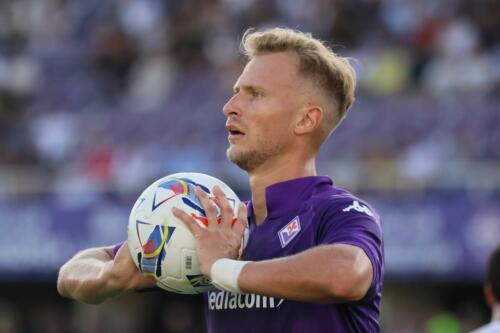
[233,84,266,92]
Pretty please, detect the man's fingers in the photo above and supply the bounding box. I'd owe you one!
[212,185,235,229]
[194,187,219,229]
[233,202,248,236]
[172,207,204,236]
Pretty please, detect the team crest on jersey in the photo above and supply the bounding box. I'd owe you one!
[278,216,301,248]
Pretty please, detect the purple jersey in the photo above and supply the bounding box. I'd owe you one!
[205,176,384,333]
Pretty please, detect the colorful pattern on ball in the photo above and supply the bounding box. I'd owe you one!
[136,220,175,277]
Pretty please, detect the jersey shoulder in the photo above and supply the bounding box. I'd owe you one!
[312,187,381,224]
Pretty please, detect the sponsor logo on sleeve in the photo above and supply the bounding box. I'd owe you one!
[342,200,374,217]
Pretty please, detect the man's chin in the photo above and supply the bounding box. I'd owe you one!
[226,147,241,164]
[226,148,252,171]
[227,140,281,172]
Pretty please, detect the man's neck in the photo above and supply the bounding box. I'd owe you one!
[248,155,316,225]
[493,305,500,322]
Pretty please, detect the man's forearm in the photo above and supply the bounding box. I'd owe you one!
[57,247,120,304]
[237,244,373,303]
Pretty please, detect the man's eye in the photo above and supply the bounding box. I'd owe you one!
[252,91,263,98]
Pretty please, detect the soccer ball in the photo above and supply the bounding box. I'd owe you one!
[127,172,242,294]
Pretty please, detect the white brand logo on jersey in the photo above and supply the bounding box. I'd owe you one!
[207,290,284,310]
[278,216,301,248]
[342,200,374,217]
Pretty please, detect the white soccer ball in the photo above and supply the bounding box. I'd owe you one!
[127,172,242,294]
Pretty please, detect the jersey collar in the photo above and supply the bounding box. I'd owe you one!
[247,176,333,221]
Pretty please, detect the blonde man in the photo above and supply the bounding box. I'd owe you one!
[58,28,384,332]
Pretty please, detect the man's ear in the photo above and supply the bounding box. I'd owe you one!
[294,106,323,135]
[484,283,497,309]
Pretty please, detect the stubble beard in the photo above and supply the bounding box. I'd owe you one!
[227,141,282,172]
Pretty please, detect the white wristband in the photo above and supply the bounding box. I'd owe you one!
[210,258,250,293]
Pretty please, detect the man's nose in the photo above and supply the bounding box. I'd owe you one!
[223,94,241,117]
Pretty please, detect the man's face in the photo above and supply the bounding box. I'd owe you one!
[223,52,305,172]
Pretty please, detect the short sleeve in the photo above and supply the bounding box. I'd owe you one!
[112,241,125,257]
[317,199,384,300]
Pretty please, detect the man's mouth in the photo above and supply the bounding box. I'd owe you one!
[226,124,245,142]
[229,129,244,136]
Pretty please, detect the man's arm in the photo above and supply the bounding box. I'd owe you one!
[238,243,373,303]
[57,242,156,304]
[173,186,374,303]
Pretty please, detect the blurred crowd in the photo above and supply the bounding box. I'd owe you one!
[0,290,207,333]
[0,282,489,333]
[0,0,499,196]
[1,1,499,332]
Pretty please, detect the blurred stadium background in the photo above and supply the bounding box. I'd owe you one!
[0,0,499,332]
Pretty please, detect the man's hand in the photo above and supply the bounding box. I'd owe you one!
[172,186,247,278]
[57,241,156,304]
[106,242,157,293]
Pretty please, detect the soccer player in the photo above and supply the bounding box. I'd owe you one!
[58,28,384,332]
[470,245,500,333]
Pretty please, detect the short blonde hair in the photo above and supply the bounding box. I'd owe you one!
[241,28,356,138]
